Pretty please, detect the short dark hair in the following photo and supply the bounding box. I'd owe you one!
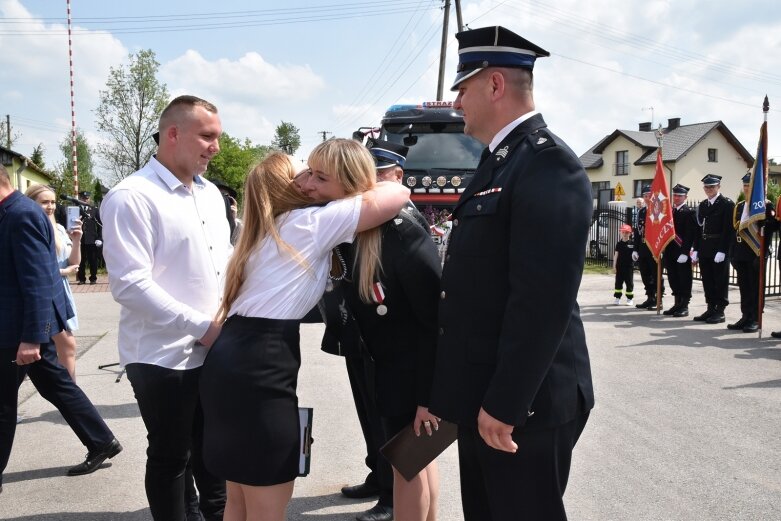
[159,95,218,131]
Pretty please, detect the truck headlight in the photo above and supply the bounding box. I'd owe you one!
[422,176,432,187]
[450,176,462,187]
[406,176,417,187]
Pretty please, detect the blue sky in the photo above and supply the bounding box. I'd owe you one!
[1,0,780,182]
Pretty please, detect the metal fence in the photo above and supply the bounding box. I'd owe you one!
[585,206,781,297]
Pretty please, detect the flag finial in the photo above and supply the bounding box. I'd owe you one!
[763,95,769,113]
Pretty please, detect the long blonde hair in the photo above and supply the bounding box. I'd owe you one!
[25,184,63,255]
[216,152,313,322]
[308,139,383,304]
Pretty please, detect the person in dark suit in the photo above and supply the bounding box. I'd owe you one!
[633,184,665,309]
[729,172,774,333]
[427,26,594,521]
[76,190,101,285]
[0,164,121,495]
[692,174,735,324]
[663,184,696,317]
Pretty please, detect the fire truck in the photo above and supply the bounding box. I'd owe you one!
[355,101,483,213]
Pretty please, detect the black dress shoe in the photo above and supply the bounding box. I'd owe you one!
[636,298,653,309]
[706,311,726,324]
[341,482,380,499]
[77,281,85,285]
[771,331,781,339]
[742,321,759,333]
[356,503,393,521]
[672,307,689,318]
[663,304,678,316]
[693,309,713,321]
[727,317,748,330]
[67,438,122,476]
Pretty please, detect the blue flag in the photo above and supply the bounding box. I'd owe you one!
[738,120,768,255]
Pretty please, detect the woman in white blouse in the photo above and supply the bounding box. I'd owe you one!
[200,142,409,521]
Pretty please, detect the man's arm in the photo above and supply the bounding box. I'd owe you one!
[101,189,213,340]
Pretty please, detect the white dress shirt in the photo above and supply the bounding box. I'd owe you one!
[101,157,232,370]
[229,195,362,320]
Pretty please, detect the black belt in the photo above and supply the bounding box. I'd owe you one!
[702,233,722,239]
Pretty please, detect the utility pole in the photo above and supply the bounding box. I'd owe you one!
[454,0,463,31]
[5,115,9,149]
[436,0,452,101]
[318,130,332,142]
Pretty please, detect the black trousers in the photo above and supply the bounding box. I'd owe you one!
[0,340,115,485]
[638,249,664,298]
[126,363,225,521]
[457,412,589,521]
[78,243,99,283]
[613,266,634,299]
[699,257,730,307]
[664,255,693,301]
[732,257,762,320]
[345,354,393,507]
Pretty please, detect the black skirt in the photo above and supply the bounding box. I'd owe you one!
[200,315,301,486]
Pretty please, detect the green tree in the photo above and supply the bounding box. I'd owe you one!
[271,121,301,155]
[95,49,169,183]
[205,133,270,201]
[53,130,95,197]
[30,143,46,170]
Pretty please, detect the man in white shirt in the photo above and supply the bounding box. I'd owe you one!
[101,95,231,521]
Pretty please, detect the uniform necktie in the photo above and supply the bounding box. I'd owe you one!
[478,147,491,166]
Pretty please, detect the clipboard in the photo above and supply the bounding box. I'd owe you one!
[379,420,457,482]
[299,407,314,477]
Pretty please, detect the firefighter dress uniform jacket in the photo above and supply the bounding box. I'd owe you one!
[428,114,595,430]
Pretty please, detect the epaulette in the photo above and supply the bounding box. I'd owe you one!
[529,129,556,151]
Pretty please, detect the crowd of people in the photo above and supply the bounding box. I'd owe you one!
[3,25,595,521]
[613,173,780,335]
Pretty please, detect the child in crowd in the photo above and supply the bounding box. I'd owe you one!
[613,224,635,305]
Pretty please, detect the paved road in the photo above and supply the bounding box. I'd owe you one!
[2,274,780,520]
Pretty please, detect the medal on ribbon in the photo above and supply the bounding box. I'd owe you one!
[372,282,387,316]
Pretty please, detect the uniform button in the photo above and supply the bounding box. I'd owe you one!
[453,219,459,226]
[439,327,444,335]
[440,291,446,299]
[209,246,213,250]
[476,204,482,211]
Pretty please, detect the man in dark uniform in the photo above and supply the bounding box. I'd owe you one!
[728,172,774,333]
[663,184,696,317]
[633,184,665,309]
[692,174,734,324]
[76,191,101,285]
[428,26,594,521]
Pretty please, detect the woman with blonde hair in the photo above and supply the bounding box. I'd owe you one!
[200,143,409,521]
[25,184,82,380]
[301,139,442,521]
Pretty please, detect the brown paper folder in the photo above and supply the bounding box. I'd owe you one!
[379,420,458,482]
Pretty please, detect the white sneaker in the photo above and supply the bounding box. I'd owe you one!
[613,298,621,305]
[626,299,634,306]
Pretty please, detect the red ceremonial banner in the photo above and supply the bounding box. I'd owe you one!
[644,150,676,261]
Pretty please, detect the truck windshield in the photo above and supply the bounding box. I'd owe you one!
[381,123,483,171]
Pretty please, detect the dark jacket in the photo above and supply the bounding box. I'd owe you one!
[693,194,734,258]
[0,191,72,348]
[664,204,696,258]
[428,114,595,430]
[79,205,101,245]
[340,207,442,416]
[731,200,775,262]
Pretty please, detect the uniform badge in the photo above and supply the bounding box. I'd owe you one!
[495,146,509,159]
[394,218,403,225]
[536,137,547,145]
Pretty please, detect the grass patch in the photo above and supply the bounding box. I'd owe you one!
[583,263,612,276]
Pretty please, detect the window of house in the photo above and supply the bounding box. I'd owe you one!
[591,181,609,200]
[633,179,653,198]
[708,148,718,162]
[615,150,629,175]
[0,150,12,166]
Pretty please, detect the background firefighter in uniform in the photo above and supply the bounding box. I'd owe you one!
[728,172,776,333]
[663,184,696,317]
[633,184,664,309]
[612,224,634,305]
[692,174,734,324]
